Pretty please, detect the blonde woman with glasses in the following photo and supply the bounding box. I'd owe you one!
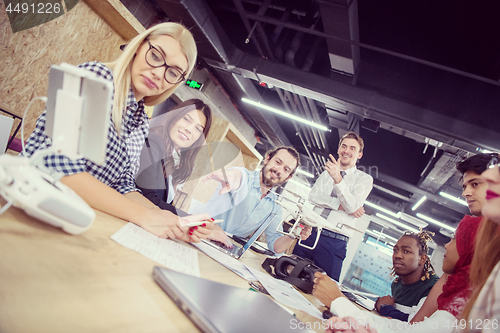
[24,22,214,241]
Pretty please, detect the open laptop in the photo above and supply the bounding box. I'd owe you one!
[153,266,314,333]
[339,285,376,311]
[200,213,277,259]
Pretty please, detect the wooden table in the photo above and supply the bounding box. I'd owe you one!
[0,206,325,332]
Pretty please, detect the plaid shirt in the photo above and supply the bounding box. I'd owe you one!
[23,62,149,194]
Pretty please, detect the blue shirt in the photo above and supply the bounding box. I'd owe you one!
[198,168,284,254]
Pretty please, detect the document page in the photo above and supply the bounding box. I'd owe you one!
[111,223,200,277]
[192,241,257,281]
[247,267,323,319]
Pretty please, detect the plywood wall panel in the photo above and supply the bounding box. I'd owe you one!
[0,1,126,140]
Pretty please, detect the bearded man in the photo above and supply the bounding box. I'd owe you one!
[199,146,311,255]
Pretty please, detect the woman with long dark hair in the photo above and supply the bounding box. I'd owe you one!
[136,99,212,216]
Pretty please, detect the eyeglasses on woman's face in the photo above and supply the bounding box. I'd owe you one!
[145,41,186,85]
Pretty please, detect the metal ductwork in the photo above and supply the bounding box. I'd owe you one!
[156,0,290,147]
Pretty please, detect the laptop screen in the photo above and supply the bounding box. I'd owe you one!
[240,212,277,253]
[153,266,315,333]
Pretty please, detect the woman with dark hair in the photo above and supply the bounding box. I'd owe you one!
[136,99,212,216]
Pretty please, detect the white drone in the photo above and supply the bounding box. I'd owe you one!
[0,63,112,234]
[275,187,332,250]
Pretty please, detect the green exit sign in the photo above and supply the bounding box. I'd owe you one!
[185,79,204,90]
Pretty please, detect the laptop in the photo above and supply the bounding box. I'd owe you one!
[339,285,376,311]
[200,213,277,259]
[153,266,314,333]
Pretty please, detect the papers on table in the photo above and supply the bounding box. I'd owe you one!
[247,267,323,319]
[192,241,257,281]
[192,242,322,319]
[111,223,200,277]
[111,224,323,320]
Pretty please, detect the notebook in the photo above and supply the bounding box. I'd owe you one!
[152,266,314,333]
[200,213,277,259]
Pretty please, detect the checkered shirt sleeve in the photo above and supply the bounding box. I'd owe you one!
[23,61,149,194]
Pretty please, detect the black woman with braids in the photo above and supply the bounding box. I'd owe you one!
[372,230,439,321]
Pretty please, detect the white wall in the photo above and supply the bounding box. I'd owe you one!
[430,244,445,277]
[339,215,370,283]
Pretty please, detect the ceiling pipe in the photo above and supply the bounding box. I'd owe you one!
[300,35,329,153]
[282,18,326,162]
[272,5,292,61]
[241,0,308,17]
[276,87,321,175]
[307,98,329,152]
[251,0,276,61]
[285,30,305,67]
[241,12,500,87]
[296,131,321,176]
[232,0,268,58]
[292,93,316,147]
[283,90,316,149]
[298,94,323,149]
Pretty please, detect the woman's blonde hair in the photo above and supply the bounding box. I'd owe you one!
[106,22,197,134]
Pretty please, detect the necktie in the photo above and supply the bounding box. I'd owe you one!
[320,171,346,219]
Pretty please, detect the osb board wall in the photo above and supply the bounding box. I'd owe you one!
[0,1,126,141]
[174,116,262,212]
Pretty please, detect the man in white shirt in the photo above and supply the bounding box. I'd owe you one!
[293,132,373,281]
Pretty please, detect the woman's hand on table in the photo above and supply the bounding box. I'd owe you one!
[140,209,184,239]
[205,224,233,248]
[178,213,215,243]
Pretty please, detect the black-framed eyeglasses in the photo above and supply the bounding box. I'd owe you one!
[145,41,186,85]
[487,154,500,170]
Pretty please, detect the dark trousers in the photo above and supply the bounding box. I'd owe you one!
[292,228,347,282]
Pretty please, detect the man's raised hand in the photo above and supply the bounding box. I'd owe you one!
[325,154,342,183]
[202,168,242,195]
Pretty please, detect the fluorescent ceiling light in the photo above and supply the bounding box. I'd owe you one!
[439,192,468,206]
[416,213,456,232]
[370,230,398,242]
[399,212,428,228]
[376,213,419,233]
[296,169,314,178]
[373,184,410,201]
[242,98,330,132]
[365,201,401,218]
[412,196,427,211]
[477,148,494,154]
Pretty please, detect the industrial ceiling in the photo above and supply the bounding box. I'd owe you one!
[122,0,500,245]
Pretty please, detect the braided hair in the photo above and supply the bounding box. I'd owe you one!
[391,229,437,282]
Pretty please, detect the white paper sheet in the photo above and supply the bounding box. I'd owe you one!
[111,223,200,277]
[192,241,257,281]
[247,267,323,319]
